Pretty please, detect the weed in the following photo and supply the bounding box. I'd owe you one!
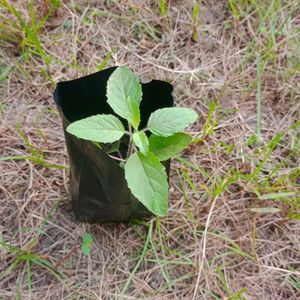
[0,125,67,169]
[194,99,221,143]
[0,0,299,298]
[96,48,117,71]
[0,201,64,296]
[81,233,93,256]
[0,242,64,291]
[159,0,166,17]
[216,265,247,300]
[121,220,153,295]
[191,1,202,42]
[0,0,60,79]
[256,52,263,143]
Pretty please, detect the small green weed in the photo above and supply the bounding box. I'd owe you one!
[81,233,93,256]
[159,0,166,17]
[1,0,60,66]
[194,99,221,143]
[0,202,64,297]
[0,125,67,169]
[121,220,153,295]
[191,1,201,42]
[216,265,247,299]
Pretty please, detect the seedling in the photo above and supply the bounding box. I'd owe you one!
[67,66,198,216]
[81,233,93,256]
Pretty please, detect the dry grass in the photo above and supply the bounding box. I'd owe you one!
[0,0,300,299]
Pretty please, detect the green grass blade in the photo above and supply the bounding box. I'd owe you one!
[2,0,50,65]
[149,221,171,290]
[175,156,210,180]
[0,155,33,161]
[121,221,153,295]
[192,1,201,41]
[26,258,32,299]
[97,48,116,71]
[256,52,263,143]
[34,0,60,33]
[159,0,166,17]
[228,0,240,20]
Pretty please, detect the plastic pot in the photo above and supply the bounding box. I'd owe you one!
[54,67,173,223]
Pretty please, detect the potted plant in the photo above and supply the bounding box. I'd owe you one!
[54,66,197,222]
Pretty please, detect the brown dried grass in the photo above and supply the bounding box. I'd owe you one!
[0,0,300,299]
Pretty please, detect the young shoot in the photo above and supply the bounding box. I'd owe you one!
[67,66,198,216]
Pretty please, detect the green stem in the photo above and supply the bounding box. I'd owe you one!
[126,124,134,160]
[121,220,153,295]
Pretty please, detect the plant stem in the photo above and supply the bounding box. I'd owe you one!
[108,154,126,162]
[126,124,134,160]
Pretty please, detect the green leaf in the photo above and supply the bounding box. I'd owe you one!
[66,114,125,143]
[81,244,91,256]
[81,233,93,256]
[147,107,198,136]
[125,152,168,216]
[149,133,192,161]
[83,233,93,245]
[106,66,142,129]
[133,131,149,155]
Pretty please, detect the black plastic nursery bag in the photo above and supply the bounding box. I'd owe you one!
[54,67,173,223]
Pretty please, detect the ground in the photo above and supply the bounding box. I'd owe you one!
[0,0,300,299]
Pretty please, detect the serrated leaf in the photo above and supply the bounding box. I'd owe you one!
[126,96,140,129]
[133,131,149,155]
[106,66,142,129]
[147,107,198,136]
[149,132,192,161]
[66,114,125,143]
[124,152,168,216]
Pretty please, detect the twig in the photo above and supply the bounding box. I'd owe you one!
[108,154,126,162]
